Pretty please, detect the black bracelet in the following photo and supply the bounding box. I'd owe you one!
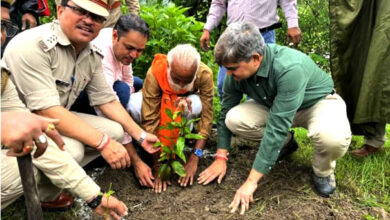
[87,194,103,210]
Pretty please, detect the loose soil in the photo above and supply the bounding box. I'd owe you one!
[3,135,386,220]
[90,139,378,220]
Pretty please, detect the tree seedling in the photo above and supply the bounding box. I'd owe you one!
[154,108,203,180]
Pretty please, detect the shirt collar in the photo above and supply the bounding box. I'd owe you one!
[255,44,271,78]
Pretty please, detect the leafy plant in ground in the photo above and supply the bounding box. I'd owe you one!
[154,108,203,180]
[104,183,115,219]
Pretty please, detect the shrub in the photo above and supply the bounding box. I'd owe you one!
[134,3,217,80]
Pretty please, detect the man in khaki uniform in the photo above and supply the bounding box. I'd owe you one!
[1,72,128,217]
[3,0,159,174]
[1,6,128,216]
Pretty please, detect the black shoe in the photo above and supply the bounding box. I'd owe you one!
[276,131,298,161]
[312,172,336,197]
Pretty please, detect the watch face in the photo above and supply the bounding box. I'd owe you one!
[194,149,203,157]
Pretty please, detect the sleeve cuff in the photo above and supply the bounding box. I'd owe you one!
[252,154,274,174]
[74,177,101,202]
[24,90,61,110]
[287,19,299,28]
[217,135,231,150]
[203,23,214,32]
[88,91,117,106]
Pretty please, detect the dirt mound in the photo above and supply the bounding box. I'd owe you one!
[93,145,370,220]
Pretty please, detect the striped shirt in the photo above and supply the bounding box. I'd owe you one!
[204,0,299,31]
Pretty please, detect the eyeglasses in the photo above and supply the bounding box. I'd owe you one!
[63,4,106,24]
[1,19,19,37]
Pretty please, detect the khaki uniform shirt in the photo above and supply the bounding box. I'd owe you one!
[142,62,214,139]
[3,20,116,111]
[1,68,27,112]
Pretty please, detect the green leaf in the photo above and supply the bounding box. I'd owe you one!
[172,110,181,120]
[165,108,173,120]
[184,126,191,134]
[158,123,174,130]
[158,155,168,162]
[162,146,172,154]
[170,122,181,127]
[161,165,171,181]
[176,150,186,163]
[158,164,167,177]
[171,161,186,177]
[175,137,186,163]
[154,142,162,147]
[186,118,201,126]
[185,134,204,140]
[176,137,185,152]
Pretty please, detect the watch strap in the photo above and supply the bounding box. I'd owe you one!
[87,194,103,210]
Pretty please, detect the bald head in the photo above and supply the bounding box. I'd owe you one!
[167,44,201,91]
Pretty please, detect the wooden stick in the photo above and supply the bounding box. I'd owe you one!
[17,154,43,220]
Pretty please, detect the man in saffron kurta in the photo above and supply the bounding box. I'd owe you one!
[128,44,214,193]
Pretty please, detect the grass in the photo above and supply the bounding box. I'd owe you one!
[292,125,390,213]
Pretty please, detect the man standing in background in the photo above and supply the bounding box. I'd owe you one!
[200,0,302,99]
[330,0,390,157]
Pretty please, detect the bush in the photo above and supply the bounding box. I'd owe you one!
[277,0,330,72]
[134,3,217,79]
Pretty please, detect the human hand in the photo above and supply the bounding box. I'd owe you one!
[21,13,37,30]
[175,97,192,115]
[93,194,128,220]
[200,30,211,51]
[153,174,171,193]
[140,132,160,154]
[286,27,302,47]
[229,180,257,215]
[133,160,154,188]
[101,140,131,169]
[178,154,199,187]
[197,158,227,185]
[1,112,65,158]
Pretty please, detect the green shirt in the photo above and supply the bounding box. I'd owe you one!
[217,44,334,174]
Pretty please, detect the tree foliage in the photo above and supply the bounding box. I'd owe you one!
[133,3,217,79]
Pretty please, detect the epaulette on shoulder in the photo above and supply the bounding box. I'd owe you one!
[91,44,104,57]
[1,67,11,76]
[38,33,58,52]
[1,67,11,94]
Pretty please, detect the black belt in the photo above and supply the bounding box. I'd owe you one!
[259,22,283,33]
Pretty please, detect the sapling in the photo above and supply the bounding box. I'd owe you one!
[154,108,203,180]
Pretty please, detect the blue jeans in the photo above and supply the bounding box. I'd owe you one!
[70,77,143,114]
[217,30,276,100]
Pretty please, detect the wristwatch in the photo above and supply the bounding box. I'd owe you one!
[137,131,146,145]
[194,148,203,157]
[87,194,103,210]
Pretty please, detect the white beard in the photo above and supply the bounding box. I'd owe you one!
[167,68,195,92]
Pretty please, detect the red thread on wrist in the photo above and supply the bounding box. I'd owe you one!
[97,135,111,152]
[215,154,228,161]
[95,133,105,148]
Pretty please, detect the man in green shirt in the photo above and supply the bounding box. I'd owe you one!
[198,23,351,215]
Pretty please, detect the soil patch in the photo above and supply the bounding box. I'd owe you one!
[92,143,371,220]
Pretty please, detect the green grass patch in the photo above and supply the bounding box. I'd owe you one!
[292,125,390,212]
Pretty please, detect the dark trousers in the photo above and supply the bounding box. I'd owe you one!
[70,77,143,114]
